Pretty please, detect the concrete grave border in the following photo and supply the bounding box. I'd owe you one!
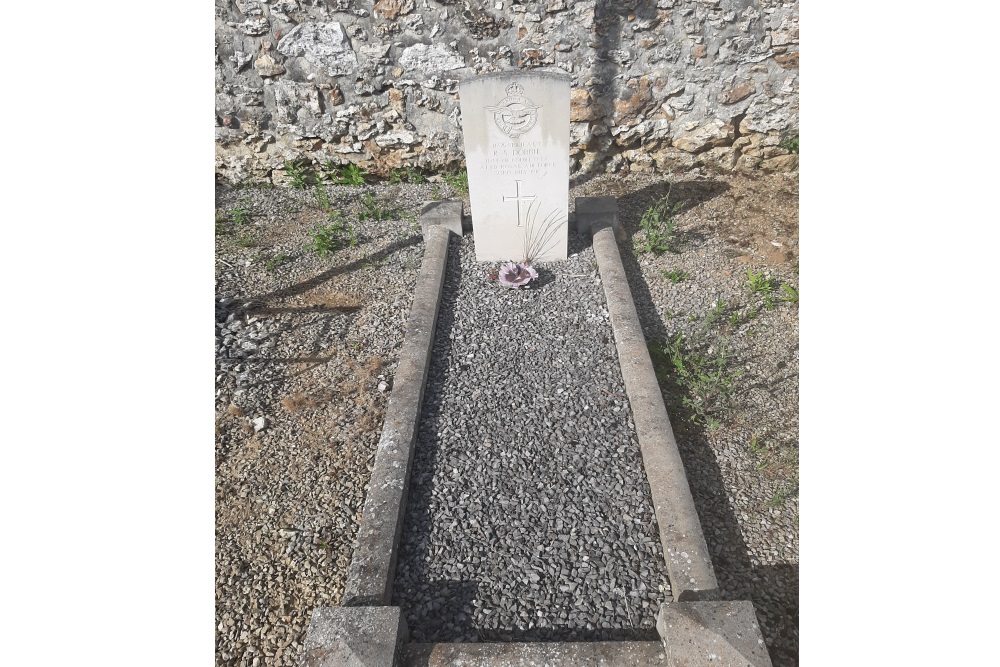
[303,199,773,666]
[586,197,719,601]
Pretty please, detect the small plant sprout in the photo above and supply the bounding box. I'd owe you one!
[747,268,776,296]
[264,253,289,272]
[358,193,396,221]
[662,269,689,283]
[780,283,799,303]
[305,218,356,258]
[229,207,251,226]
[636,186,684,254]
[498,261,538,289]
[443,168,469,195]
[779,133,799,154]
[331,163,366,186]
[285,160,313,189]
[314,185,332,211]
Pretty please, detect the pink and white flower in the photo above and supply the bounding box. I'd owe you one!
[498,261,538,288]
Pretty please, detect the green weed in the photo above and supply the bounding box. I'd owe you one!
[702,299,728,332]
[430,183,443,201]
[285,161,314,189]
[662,269,689,283]
[443,169,469,195]
[767,484,798,508]
[780,283,799,303]
[747,268,776,296]
[388,167,427,185]
[779,134,799,154]
[217,206,256,243]
[314,185,332,211]
[305,217,356,258]
[358,193,396,221]
[328,163,366,186]
[230,207,251,226]
[636,187,683,255]
[264,253,289,272]
[651,333,743,425]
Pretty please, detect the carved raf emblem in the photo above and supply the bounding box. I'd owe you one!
[485,82,541,139]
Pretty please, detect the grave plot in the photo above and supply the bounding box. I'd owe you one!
[391,232,672,643]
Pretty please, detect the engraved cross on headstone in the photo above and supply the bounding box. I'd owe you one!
[502,180,536,227]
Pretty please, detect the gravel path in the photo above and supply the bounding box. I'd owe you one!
[392,233,671,643]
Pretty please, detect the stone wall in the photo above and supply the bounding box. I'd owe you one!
[215,0,798,185]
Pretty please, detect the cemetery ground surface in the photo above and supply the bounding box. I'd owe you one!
[215,169,799,667]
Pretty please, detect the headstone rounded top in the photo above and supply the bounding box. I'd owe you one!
[459,69,572,90]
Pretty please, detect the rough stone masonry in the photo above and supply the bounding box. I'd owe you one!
[215,0,799,185]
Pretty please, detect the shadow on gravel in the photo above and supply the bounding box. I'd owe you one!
[244,234,422,305]
[609,180,799,667]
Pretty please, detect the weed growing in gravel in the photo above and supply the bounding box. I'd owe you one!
[390,167,427,184]
[235,231,258,248]
[768,483,798,508]
[702,299,728,332]
[314,185,332,211]
[780,283,799,303]
[747,268,776,296]
[229,207,251,226]
[430,183,443,201]
[285,160,314,189]
[328,163,366,186]
[747,268,779,309]
[398,211,420,239]
[650,334,743,425]
[305,216,356,258]
[636,187,683,255]
[359,193,396,221]
[662,269,689,283]
[443,168,469,195]
[264,253,289,272]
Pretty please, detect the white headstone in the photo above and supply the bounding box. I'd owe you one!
[459,72,571,262]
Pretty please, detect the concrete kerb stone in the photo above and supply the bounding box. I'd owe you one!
[583,196,719,602]
[419,200,464,238]
[302,606,408,667]
[342,219,453,607]
[576,196,619,235]
[656,601,774,667]
[402,642,669,666]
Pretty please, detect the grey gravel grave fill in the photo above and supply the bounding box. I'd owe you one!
[392,232,672,643]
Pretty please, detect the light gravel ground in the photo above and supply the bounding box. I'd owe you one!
[392,233,671,643]
[215,171,798,667]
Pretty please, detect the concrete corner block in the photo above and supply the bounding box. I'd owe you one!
[575,196,619,235]
[419,200,463,237]
[302,606,408,667]
[655,600,773,667]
